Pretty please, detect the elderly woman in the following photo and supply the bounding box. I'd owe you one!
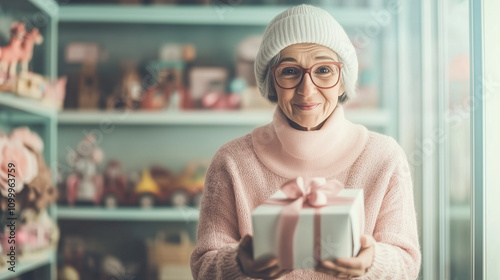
[190,4,420,280]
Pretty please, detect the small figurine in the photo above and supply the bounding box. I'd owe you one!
[107,61,142,110]
[15,72,47,99]
[20,27,43,73]
[201,91,240,110]
[0,22,26,79]
[177,160,208,207]
[78,62,100,109]
[41,76,68,110]
[134,166,183,207]
[101,160,131,208]
[66,134,104,206]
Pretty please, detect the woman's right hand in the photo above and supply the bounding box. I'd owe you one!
[237,235,292,279]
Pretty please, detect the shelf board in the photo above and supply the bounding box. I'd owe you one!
[1,0,58,17]
[58,109,274,126]
[58,5,372,26]
[57,108,391,127]
[0,92,57,119]
[0,250,54,278]
[57,206,200,221]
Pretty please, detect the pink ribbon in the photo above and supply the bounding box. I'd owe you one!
[263,177,355,269]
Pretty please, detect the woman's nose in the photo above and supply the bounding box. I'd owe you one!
[296,73,317,97]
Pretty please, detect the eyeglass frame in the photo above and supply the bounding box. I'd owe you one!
[271,61,344,90]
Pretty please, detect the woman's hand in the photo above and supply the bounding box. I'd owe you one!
[316,234,375,278]
[237,235,292,279]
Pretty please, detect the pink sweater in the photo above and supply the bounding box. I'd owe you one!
[190,106,421,279]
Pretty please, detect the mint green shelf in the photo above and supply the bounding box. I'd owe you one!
[57,206,199,222]
[0,92,57,119]
[57,108,391,127]
[58,109,274,126]
[28,0,59,17]
[0,250,55,279]
[57,5,371,26]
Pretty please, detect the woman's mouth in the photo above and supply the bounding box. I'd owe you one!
[295,103,320,110]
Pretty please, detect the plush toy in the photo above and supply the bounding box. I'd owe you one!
[66,134,104,206]
[0,129,38,197]
[0,127,58,212]
[15,208,59,254]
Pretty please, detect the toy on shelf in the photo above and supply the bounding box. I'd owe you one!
[189,67,228,109]
[146,230,195,280]
[78,62,100,109]
[65,134,104,206]
[134,166,179,207]
[58,265,80,280]
[0,128,38,198]
[236,35,262,88]
[12,127,58,211]
[41,76,68,110]
[101,160,132,208]
[0,22,26,81]
[107,61,142,110]
[65,43,104,109]
[20,27,43,73]
[142,61,186,111]
[176,160,208,207]
[15,72,47,99]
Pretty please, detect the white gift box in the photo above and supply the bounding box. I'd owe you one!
[252,188,365,269]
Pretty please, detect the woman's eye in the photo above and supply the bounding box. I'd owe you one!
[316,66,332,74]
[281,67,299,75]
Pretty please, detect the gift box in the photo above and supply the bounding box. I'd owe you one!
[252,177,364,269]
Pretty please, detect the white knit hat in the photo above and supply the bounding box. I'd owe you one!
[254,4,358,102]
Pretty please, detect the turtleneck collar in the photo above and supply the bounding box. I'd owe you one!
[251,105,368,179]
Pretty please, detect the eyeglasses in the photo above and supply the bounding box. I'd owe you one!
[271,61,343,90]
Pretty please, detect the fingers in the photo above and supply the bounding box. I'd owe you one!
[238,235,292,279]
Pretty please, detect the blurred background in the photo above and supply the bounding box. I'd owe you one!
[0,0,473,279]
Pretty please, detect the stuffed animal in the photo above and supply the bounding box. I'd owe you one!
[0,127,58,212]
[0,129,38,198]
[66,134,104,206]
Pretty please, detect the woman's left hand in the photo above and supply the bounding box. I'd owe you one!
[316,234,375,278]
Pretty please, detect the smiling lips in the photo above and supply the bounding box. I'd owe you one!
[295,103,320,110]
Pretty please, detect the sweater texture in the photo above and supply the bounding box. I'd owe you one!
[190,106,421,280]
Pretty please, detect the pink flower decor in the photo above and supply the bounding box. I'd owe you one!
[0,132,39,196]
[9,126,44,153]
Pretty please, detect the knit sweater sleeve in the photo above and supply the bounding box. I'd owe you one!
[189,146,253,280]
[361,145,421,280]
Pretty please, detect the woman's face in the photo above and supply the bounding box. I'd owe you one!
[274,43,344,131]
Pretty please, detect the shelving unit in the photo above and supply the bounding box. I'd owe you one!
[0,93,58,280]
[57,206,199,222]
[0,250,55,279]
[57,5,372,26]
[0,2,400,279]
[57,108,391,127]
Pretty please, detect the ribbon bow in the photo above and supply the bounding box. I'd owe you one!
[264,176,354,269]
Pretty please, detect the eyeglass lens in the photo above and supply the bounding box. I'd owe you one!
[274,64,340,89]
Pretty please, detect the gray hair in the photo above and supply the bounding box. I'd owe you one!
[261,54,350,104]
